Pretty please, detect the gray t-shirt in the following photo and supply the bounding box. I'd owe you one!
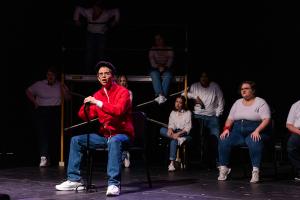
[228,97,270,121]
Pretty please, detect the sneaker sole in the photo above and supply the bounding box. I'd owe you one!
[55,186,85,191]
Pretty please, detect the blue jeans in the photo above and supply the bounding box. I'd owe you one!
[194,115,220,138]
[160,127,192,161]
[67,133,130,186]
[218,120,270,168]
[287,133,300,171]
[149,68,173,96]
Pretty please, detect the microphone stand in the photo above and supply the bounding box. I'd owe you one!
[83,103,97,193]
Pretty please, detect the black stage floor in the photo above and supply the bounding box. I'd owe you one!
[0,160,299,200]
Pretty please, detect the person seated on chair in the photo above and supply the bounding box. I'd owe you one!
[218,81,271,183]
[185,71,224,169]
[117,74,132,168]
[160,95,192,171]
[286,100,300,182]
[55,61,134,196]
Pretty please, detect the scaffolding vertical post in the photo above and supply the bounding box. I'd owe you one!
[59,73,65,167]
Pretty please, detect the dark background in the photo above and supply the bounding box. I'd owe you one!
[5,0,299,166]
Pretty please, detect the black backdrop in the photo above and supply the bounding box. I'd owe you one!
[5,0,299,166]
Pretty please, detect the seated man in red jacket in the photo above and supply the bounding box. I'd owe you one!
[55,61,134,196]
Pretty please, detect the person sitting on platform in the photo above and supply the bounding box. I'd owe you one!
[218,81,271,183]
[55,61,133,196]
[286,100,300,181]
[160,95,192,171]
[148,33,174,104]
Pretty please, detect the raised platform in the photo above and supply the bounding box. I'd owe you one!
[65,74,185,82]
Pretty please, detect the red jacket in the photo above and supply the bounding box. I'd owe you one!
[78,82,134,140]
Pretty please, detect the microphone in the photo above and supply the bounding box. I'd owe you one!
[84,102,90,109]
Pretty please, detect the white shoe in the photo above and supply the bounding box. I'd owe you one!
[39,156,49,167]
[123,151,130,168]
[177,137,186,146]
[154,95,167,104]
[106,185,120,196]
[55,180,85,191]
[250,170,260,183]
[168,162,176,172]
[218,166,231,181]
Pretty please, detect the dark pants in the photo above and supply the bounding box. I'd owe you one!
[34,106,60,162]
[287,133,300,172]
[193,115,220,167]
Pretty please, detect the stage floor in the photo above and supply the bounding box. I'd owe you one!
[0,161,299,200]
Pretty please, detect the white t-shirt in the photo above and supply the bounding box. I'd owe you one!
[286,100,300,128]
[187,82,224,117]
[168,110,192,134]
[73,7,120,34]
[27,80,62,106]
[228,97,271,121]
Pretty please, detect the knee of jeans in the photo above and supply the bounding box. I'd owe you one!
[71,136,81,144]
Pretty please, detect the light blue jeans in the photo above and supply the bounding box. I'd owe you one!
[160,127,192,161]
[149,68,173,97]
[218,120,270,168]
[67,133,130,186]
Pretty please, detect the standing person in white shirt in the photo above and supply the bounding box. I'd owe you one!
[26,67,70,167]
[186,71,224,169]
[160,95,192,171]
[73,0,120,74]
[286,100,300,181]
[218,81,271,183]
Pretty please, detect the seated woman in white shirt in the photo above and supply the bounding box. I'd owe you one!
[160,95,192,171]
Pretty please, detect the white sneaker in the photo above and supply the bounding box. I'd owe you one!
[177,137,186,146]
[218,166,231,181]
[250,170,260,183]
[106,185,120,196]
[39,156,49,167]
[123,151,130,168]
[159,95,167,104]
[168,162,176,172]
[55,180,85,191]
[154,95,167,104]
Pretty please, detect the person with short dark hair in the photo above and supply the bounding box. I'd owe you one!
[55,61,133,196]
[186,71,224,169]
[26,67,70,167]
